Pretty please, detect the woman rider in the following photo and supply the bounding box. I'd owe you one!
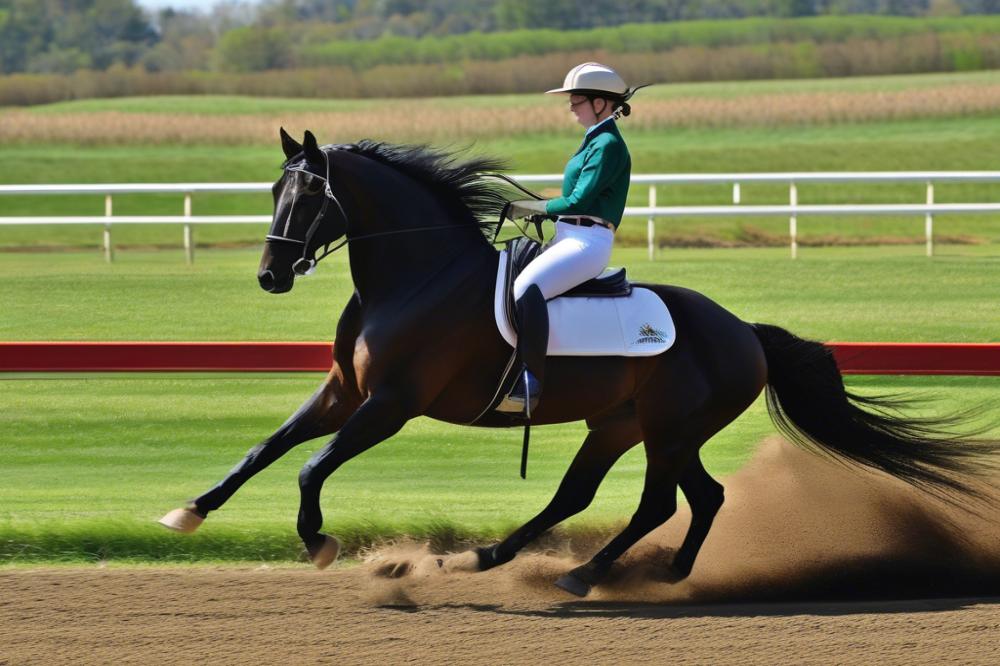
[505,62,647,416]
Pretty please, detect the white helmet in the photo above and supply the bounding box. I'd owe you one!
[546,62,646,101]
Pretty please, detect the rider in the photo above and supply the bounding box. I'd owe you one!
[505,62,646,416]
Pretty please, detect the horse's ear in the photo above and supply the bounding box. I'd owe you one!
[303,130,323,163]
[280,127,302,159]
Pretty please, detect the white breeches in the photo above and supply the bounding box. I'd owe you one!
[513,221,615,301]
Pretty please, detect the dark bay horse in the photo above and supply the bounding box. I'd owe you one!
[160,129,997,597]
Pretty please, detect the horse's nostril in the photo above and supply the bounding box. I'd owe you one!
[258,270,275,292]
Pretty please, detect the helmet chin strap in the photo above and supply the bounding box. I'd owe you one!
[588,97,614,126]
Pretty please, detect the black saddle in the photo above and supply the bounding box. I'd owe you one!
[504,237,632,300]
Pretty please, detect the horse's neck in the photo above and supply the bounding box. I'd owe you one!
[339,158,499,303]
[344,191,496,303]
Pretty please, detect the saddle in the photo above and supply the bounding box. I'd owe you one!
[504,236,632,299]
[495,237,675,358]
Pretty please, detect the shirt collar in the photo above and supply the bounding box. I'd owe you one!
[585,115,616,137]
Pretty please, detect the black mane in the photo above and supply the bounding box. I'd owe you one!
[336,140,514,239]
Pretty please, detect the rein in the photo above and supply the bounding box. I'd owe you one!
[481,172,550,244]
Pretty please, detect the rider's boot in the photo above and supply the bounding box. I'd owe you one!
[507,284,548,418]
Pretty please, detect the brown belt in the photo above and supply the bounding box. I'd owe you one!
[556,215,616,231]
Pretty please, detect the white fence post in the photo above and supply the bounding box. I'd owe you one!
[732,182,741,205]
[789,182,798,259]
[647,185,656,260]
[103,194,114,263]
[925,182,934,258]
[183,193,194,265]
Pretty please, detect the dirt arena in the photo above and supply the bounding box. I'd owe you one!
[2,439,998,665]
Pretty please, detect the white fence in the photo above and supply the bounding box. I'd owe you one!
[2,172,1000,262]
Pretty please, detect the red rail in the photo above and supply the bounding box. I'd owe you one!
[1,341,999,375]
[0,342,332,373]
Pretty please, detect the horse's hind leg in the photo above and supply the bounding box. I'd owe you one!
[554,437,693,597]
[476,410,643,570]
[671,456,724,579]
[159,370,358,532]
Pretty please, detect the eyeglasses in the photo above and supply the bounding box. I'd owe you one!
[569,98,589,110]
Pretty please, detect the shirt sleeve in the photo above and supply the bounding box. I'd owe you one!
[545,136,626,216]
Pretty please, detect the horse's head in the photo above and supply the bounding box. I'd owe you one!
[258,128,349,293]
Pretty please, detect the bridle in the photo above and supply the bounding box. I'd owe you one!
[265,148,551,276]
[266,148,351,276]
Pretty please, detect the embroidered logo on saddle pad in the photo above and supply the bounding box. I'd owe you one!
[636,323,668,344]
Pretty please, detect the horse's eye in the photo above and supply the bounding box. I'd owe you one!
[301,174,324,196]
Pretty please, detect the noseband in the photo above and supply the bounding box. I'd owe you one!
[266,148,350,276]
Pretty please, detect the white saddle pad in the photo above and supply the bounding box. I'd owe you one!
[494,250,676,357]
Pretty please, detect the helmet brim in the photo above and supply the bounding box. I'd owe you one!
[545,87,627,98]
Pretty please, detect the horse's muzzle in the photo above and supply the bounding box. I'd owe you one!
[258,269,293,294]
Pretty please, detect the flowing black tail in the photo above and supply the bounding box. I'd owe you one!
[751,323,999,501]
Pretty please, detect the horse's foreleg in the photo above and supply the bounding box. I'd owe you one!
[296,392,413,568]
[671,456,725,578]
[159,371,358,532]
[477,414,642,571]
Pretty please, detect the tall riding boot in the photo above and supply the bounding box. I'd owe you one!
[508,284,548,417]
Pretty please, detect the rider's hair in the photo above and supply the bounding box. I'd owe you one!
[614,101,632,118]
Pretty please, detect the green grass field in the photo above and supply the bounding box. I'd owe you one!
[1,246,998,564]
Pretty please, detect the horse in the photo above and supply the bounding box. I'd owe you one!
[159,129,997,597]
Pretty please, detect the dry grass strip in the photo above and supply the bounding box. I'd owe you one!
[4,83,1000,145]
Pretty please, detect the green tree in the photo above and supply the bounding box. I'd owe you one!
[216,26,292,72]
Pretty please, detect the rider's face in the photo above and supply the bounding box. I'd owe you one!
[569,94,610,128]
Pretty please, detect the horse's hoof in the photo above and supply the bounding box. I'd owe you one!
[475,544,500,571]
[663,561,691,583]
[554,573,591,598]
[309,534,341,570]
[158,507,204,533]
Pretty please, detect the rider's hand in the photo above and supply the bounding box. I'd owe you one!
[507,199,549,219]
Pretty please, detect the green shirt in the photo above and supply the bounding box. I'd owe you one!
[545,118,631,228]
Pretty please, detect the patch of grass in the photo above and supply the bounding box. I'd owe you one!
[0,373,994,564]
[1,246,998,343]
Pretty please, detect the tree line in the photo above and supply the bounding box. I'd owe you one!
[3,0,1000,75]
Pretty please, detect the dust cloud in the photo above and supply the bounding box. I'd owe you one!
[361,437,1000,607]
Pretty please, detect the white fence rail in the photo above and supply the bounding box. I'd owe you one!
[3,172,1000,262]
